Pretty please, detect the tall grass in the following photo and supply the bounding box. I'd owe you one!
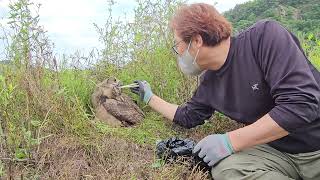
[93,0,197,104]
[0,0,204,178]
[0,0,96,167]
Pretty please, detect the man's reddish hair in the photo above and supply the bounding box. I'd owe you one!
[170,3,232,46]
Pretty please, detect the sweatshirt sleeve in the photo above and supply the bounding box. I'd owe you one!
[173,81,214,129]
[257,21,320,132]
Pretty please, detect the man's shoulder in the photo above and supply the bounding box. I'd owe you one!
[251,20,287,36]
[234,20,289,51]
[237,20,284,37]
[253,19,280,27]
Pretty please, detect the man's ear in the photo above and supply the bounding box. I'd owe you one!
[192,34,203,49]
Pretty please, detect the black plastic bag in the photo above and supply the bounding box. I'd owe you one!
[156,137,210,172]
[156,137,195,160]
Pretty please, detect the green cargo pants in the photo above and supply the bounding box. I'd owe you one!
[211,144,320,180]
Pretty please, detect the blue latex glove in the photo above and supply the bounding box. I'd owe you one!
[130,80,153,104]
[193,134,234,167]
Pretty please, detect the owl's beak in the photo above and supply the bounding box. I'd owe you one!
[112,81,122,88]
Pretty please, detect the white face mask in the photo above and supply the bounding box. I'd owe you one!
[177,40,203,76]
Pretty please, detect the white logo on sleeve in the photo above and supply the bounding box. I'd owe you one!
[252,83,259,91]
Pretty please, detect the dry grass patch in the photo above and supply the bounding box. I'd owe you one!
[2,134,210,180]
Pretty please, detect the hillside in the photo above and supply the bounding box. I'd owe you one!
[224,0,320,35]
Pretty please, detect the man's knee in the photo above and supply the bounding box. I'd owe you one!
[211,154,247,180]
[210,152,296,180]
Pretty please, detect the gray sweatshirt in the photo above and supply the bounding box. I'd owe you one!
[173,20,320,154]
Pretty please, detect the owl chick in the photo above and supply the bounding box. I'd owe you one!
[91,77,144,127]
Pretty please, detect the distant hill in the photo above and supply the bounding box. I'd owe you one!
[224,0,320,35]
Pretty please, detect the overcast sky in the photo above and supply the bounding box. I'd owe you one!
[0,0,251,57]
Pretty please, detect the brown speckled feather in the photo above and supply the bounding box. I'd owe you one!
[102,95,144,126]
[117,94,145,116]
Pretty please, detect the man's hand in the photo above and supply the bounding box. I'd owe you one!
[193,134,234,167]
[130,80,153,104]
